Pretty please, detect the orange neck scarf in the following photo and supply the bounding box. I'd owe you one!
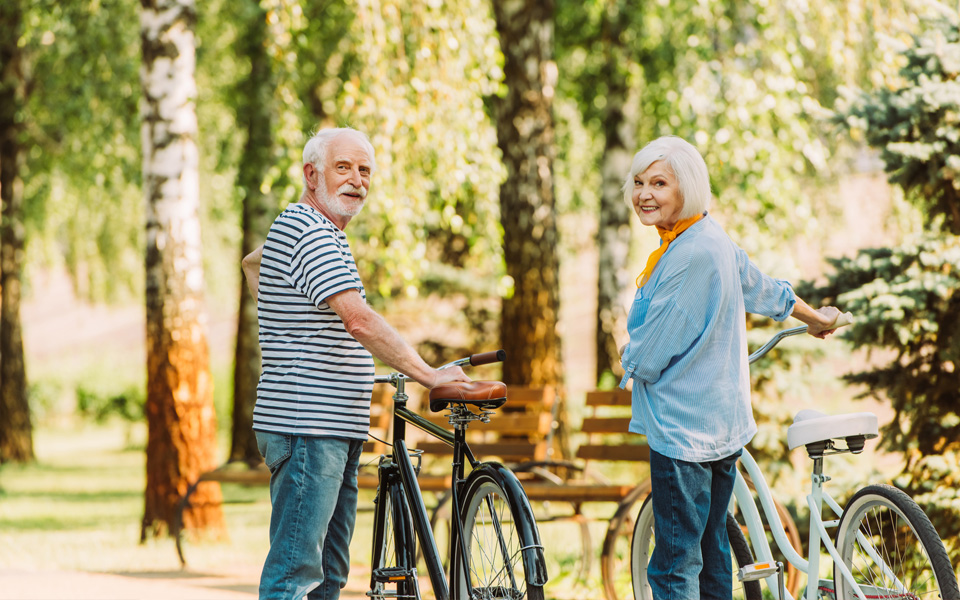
[636,213,705,288]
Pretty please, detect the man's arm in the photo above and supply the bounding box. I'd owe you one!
[242,244,264,298]
[326,289,469,388]
[791,297,841,339]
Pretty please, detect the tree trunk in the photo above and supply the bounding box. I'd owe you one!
[229,0,275,465]
[0,0,33,464]
[493,0,562,389]
[595,4,634,385]
[140,0,223,539]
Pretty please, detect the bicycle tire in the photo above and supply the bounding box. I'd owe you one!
[834,484,959,600]
[631,494,762,600]
[370,479,418,598]
[455,471,545,600]
[600,479,652,600]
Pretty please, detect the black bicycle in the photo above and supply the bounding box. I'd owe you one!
[368,350,548,600]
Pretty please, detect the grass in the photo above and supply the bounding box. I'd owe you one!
[0,420,609,599]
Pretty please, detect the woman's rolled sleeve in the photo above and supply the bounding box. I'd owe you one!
[738,250,796,321]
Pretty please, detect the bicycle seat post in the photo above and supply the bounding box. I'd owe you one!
[448,406,473,486]
[805,454,829,600]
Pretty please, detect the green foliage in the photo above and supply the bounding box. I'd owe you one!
[555,0,900,256]
[76,385,145,424]
[20,0,250,304]
[822,5,960,553]
[798,236,960,548]
[20,0,143,301]
[797,237,960,452]
[554,0,921,476]
[331,0,505,303]
[837,5,960,234]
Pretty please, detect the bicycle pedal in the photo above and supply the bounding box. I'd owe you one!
[738,561,780,582]
[372,566,417,583]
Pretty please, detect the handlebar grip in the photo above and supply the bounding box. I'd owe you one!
[832,311,854,328]
[469,350,506,366]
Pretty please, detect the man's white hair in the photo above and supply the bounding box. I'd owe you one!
[622,136,711,219]
[301,127,377,193]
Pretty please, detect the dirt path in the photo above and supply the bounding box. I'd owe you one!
[0,567,375,600]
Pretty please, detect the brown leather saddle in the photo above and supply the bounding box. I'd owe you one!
[428,381,507,413]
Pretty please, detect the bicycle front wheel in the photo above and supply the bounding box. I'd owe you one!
[370,480,417,598]
[834,484,959,600]
[457,472,545,600]
[631,495,762,600]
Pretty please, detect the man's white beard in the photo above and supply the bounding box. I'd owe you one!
[320,183,366,218]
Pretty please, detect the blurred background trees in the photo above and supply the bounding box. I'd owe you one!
[1,0,957,549]
[0,0,32,463]
[493,0,562,389]
[800,5,960,541]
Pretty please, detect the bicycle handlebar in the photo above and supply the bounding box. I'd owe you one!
[747,311,854,365]
[373,349,507,385]
[469,349,506,366]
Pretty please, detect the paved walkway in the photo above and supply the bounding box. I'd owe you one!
[0,568,373,600]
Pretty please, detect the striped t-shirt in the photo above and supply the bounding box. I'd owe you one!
[252,203,375,439]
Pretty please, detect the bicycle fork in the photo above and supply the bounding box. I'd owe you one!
[370,460,422,600]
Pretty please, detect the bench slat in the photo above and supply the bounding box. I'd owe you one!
[580,417,631,433]
[505,387,555,407]
[585,390,632,407]
[576,444,649,462]
[521,482,638,502]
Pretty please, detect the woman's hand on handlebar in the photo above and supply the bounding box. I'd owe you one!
[805,306,842,339]
[790,298,850,339]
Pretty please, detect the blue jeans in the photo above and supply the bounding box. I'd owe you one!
[648,448,742,600]
[256,431,364,600]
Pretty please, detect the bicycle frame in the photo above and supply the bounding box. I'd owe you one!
[732,448,876,600]
[734,323,890,600]
[371,367,546,600]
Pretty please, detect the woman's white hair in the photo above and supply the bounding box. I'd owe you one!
[622,136,711,219]
[301,127,377,192]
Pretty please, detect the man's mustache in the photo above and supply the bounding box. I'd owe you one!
[338,184,367,198]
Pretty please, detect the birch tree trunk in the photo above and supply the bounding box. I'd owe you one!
[595,5,634,385]
[493,0,562,389]
[0,0,33,464]
[140,0,223,538]
[230,0,275,465]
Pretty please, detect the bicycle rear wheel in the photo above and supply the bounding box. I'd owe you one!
[631,495,762,600]
[457,472,545,600]
[834,484,959,600]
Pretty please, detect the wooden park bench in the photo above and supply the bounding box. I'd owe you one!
[512,388,652,599]
[415,385,649,599]
[405,385,558,521]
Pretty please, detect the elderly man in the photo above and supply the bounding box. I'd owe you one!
[241,127,468,600]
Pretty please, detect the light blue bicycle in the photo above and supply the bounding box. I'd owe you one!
[630,318,960,600]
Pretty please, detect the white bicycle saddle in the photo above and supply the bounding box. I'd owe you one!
[787,409,879,450]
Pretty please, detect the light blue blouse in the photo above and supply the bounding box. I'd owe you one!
[619,215,796,462]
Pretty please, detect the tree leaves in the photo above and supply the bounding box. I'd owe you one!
[837,6,960,234]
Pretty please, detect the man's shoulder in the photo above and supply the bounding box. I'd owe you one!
[274,203,336,231]
[268,204,342,247]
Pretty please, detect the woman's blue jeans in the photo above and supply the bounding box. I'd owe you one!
[256,431,364,600]
[648,448,743,600]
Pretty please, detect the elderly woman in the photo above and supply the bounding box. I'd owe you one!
[618,136,842,600]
